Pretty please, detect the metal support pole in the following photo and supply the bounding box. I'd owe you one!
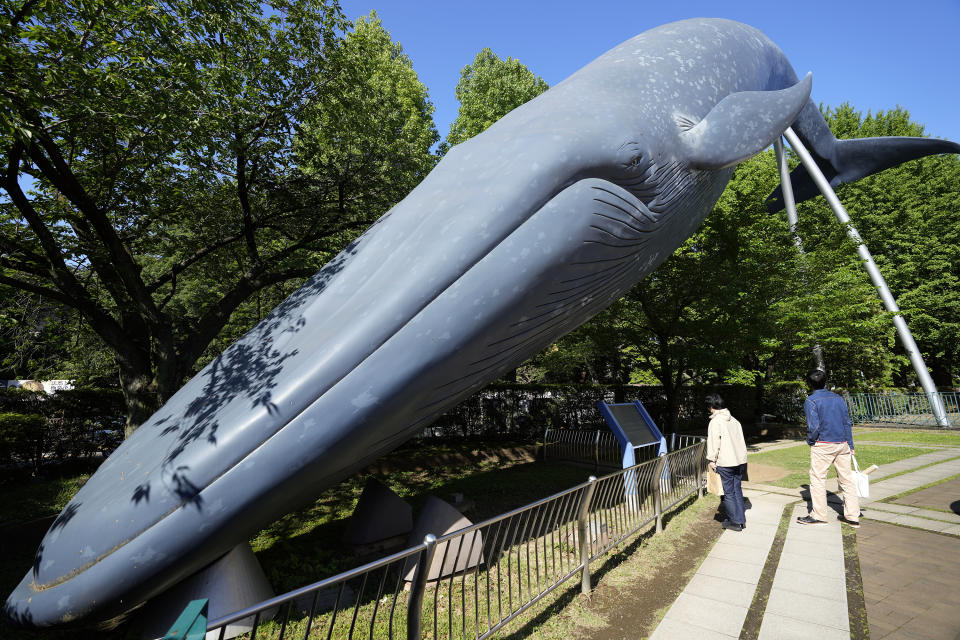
[542,427,550,461]
[775,137,826,371]
[783,127,950,427]
[578,476,598,594]
[670,432,676,452]
[652,455,668,533]
[407,534,437,640]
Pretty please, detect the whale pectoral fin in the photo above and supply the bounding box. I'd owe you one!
[766,134,960,211]
[682,73,812,170]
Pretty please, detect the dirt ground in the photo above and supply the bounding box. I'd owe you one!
[575,496,724,640]
[744,463,789,483]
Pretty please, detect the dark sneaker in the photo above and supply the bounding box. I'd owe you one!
[721,520,744,532]
[796,515,827,526]
[838,516,860,528]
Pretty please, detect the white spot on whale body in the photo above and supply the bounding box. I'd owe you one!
[130,547,165,565]
[352,390,378,409]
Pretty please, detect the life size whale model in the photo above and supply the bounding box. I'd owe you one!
[7,17,959,628]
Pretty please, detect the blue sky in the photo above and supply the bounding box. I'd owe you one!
[338,0,960,145]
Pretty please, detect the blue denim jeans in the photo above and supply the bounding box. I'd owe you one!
[717,463,746,525]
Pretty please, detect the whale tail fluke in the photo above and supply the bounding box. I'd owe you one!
[765,101,960,212]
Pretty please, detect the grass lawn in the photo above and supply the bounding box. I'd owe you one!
[747,443,934,489]
[0,459,103,526]
[852,429,960,446]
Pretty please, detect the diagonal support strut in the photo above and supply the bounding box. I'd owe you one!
[780,127,950,427]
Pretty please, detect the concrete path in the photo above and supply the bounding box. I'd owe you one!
[858,519,960,639]
[646,445,960,639]
[650,490,795,639]
[757,503,848,640]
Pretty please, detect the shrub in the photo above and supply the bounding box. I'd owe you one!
[0,412,48,470]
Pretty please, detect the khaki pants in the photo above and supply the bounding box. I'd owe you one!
[809,442,860,522]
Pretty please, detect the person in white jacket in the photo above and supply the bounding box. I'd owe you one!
[705,394,749,531]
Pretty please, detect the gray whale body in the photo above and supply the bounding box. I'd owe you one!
[6,17,959,628]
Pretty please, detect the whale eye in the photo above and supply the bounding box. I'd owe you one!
[622,153,645,170]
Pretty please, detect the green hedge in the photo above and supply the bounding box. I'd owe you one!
[0,412,47,470]
[0,388,124,468]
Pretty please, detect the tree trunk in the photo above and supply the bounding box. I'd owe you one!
[658,358,680,433]
[119,365,158,438]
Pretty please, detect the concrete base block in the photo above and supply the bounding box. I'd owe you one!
[404,495,483,581]
[342,477,413,546]
[137,543,275,640]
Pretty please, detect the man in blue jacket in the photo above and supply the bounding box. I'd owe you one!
[798,369,860,527]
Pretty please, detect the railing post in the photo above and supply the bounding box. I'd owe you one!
[594,430,600,473]
[696,441,707,498]
[578,476,598,594]
[670,432,676,452]
[653,455,668,533]
[406,534,437,640]
[162,599,208,640]
[543,427,550,461]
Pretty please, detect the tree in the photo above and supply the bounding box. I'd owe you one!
[0,1,438,433]
[441,47,549,152]
[294,12,438,240]
[0,285,115,384]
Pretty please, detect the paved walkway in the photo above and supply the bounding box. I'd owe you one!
[650,490,794,639]
[647,444,960,639]
[757,503,849,639]
[858,519,960,639]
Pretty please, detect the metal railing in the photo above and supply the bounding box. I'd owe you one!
[543,428,703,471]
[542,428,620,469]
[202,537,435,640]
[202,441,707,640]
[668,433,706,450]
[846,392,960,428]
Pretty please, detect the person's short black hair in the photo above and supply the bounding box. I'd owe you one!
[705,393,724,410]
[806,369,827,389]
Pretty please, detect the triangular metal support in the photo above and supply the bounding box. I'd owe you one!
[778,127,950,427]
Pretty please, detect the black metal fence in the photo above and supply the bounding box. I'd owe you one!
[418,383,788,442]
[202,441,708,640]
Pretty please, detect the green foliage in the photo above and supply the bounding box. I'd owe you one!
[0,2,441,429]
[296,12,438,209]
[0,412,46,468]
[441,47,549,152]
[0,387,124,465]
[819,104,960,387]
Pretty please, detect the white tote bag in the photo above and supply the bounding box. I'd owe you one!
[852,455,869,498]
